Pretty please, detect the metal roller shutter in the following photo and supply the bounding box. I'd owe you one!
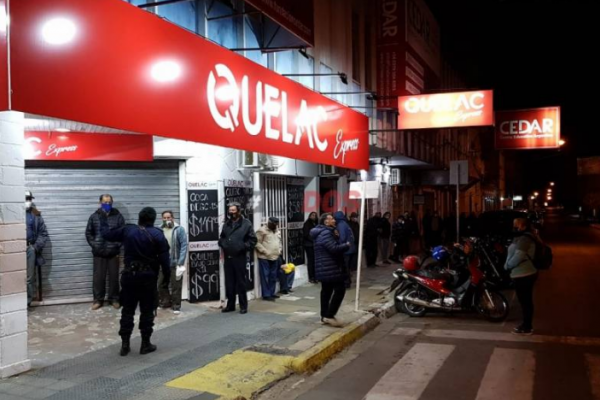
[24,161,181,303]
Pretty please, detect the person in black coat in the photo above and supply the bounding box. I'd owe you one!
[303,212,318,283]
[311,213,350,328]
[218,203,257,314]
[86,194,125,310]
[365,212,382,267]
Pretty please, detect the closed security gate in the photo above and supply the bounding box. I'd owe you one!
[24,161,181,303]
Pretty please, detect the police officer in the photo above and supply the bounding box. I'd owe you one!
[99,207,170,356]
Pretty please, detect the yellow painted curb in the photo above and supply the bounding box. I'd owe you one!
[166,350,294,399]
[291,313,380,374]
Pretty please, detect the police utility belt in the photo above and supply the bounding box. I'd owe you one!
[124,261,155,273]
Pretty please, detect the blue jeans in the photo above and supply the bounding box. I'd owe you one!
[278,268,295,292]
[259,259,279,299]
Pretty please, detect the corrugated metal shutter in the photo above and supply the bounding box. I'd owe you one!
[24,161,180,303]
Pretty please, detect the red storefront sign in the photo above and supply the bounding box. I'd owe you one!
[495,107,561,150]
[398,90,494,130]
[244,0,314,47]
[376,0,441,109]
[24,132,154,161]
[0,0,7,111]
[7,0,368,170]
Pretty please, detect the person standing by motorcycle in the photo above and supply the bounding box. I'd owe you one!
[303,212,318,284]
[504,218,538,335]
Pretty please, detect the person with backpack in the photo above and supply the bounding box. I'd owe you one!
[504,218,538,335]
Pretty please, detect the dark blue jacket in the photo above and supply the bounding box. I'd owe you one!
[311,224,349,283]
[333,212,356,255]
[99,219,171,280]
[27,208,49,267]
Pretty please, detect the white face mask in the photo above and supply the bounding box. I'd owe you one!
[25,201,32,209]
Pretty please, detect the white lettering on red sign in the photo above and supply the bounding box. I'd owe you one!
[500,119,554,136]
[24,136,78,158]
[207,63,359,165]
[381,0,399,38]
[404,92,485,114]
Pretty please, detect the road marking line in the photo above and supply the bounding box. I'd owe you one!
[364,343,455,400]
[475,348,535,400]
[392,327,600,346]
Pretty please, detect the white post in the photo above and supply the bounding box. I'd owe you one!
[355,178,367,312]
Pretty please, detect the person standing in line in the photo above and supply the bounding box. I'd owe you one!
[25,191,49,308]
[218,203,257,314]
[255,217,282,302]
[303,212,318,283]
[333,211,356,289]
[365,212,382,268]
[158,211,188,314]
[379,212,392,264]
[311,213,350,328]
[86,194,125,310]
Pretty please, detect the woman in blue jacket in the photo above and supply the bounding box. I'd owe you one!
[311,213,350,328]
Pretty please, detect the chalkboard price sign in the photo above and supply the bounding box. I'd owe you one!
[287,228,305,266]
[189,250,220,302]
[188,189,219,242]
[286,181,304,223]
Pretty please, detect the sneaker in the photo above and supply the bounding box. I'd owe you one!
[279,290,289,295]
[288,289,295,293]
[221,307,235,313]
[512,326,533,335]
[272,295,281,299]
[322,317,344,328]
[263,297,276,302]
[111,302,121,310]
[91,302,103,311]
[173,308,181,315]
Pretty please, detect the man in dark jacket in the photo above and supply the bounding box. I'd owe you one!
[86,194,125,310]
[312,213,350,328]
[99,207,171,356]
[348,212,360,249]
[391,215,409,262]
[333,211,356,288]
[218,203,257,314]
[303,212,318,283]
[365,212,382,268]
[380,212,392,264]
[25,191,49,307]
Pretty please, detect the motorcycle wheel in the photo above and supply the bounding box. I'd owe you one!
[394,287,409,313]
[476,289,509,322]
[402,287,428,317]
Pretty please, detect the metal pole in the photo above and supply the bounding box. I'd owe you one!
[456,164,460,241]
[355,179,367,312]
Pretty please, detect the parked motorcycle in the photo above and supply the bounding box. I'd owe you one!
[397,240,509,322]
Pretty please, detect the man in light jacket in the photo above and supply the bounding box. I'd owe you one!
[256,217,282,301]
[158,211,188,314]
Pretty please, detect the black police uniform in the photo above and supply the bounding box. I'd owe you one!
[100,219,170,343]
[218,217,257,312]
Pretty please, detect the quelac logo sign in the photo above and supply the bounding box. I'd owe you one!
[398,90,494,130]
[8,0,369,170]
[495,107,561,150]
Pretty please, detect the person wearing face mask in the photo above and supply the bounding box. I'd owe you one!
[25,191,49,308]
[504,218,538,335]
[255,217,282,301]
[218,203,257,314]
[86,194,125,310]
[158,211,188,314]
[303,212,318,283]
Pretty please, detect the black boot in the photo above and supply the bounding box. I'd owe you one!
[120,336,131,357]
[140,336,157,355]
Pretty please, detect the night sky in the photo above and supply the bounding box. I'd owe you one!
[426,0,599,206]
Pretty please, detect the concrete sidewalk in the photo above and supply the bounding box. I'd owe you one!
[0,263,398,400]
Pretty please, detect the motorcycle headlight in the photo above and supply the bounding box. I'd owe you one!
[393,272,399,279]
